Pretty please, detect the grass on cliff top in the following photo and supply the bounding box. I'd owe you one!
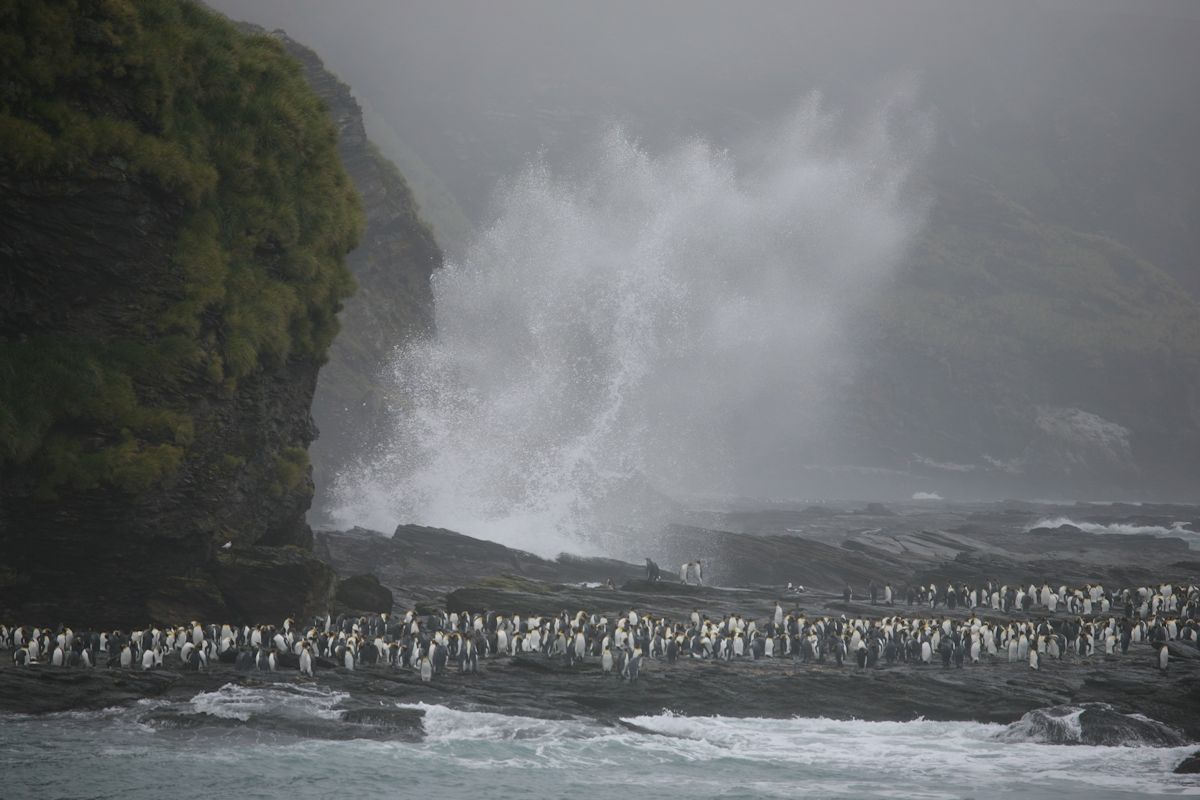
[0,0,363,495]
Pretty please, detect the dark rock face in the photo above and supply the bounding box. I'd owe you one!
[998,703,1188,747]
[255,29,441,519]
[1176,751,1200,774]
[0,14,373,628]
[334,573,394,614]
[0,13,446,628]
[0,159,330,629]
[211,546,336,624]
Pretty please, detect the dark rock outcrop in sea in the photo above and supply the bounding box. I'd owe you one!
[997,703,1188,747]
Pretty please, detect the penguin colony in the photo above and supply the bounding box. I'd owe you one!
[3,580,1194,680]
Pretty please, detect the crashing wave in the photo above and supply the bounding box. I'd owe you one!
[997,704,1187,747]
[1030,516,1198,547]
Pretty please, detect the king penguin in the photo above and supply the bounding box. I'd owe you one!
[300,643,314,677]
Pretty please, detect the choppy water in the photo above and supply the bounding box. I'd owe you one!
[1,685,1195,800]
[1031,516,1200,548]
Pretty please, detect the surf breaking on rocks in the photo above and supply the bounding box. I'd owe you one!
[330,95,929,556]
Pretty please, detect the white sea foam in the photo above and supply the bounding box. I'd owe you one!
[1,703,1195,798]
[1031,516,1198,547]
[189,683,348,722]
[618,713,1196,796]
[330,95,929,556]
[399,701,603,743]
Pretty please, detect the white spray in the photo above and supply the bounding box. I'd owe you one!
[331,94,928,556]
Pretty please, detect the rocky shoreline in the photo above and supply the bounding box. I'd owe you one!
[3,582,1197,746]
[2,634,1196,730]
[4,502,1199,775]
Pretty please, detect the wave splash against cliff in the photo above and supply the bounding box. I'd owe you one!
[331,95,927,555]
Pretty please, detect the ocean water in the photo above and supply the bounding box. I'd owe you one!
[1031,516,1200,548]
[1,685,1195,800]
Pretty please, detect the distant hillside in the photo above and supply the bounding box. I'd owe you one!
[847,178,1200,498]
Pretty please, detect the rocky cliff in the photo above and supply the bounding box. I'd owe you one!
[0,0,364,626]
[253,30,440,521]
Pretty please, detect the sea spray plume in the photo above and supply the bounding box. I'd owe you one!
[331,94,930,556]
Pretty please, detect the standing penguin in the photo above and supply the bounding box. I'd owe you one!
[299,643,314,677]
[496,628,509,657]
[180,640,195,668]
[625,648,642,683]
[419,656,433,683]
[1157,644,1169,674]
[1029,645,1040,671]
[602,647,614,676]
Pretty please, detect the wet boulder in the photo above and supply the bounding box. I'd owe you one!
[335,574,394,614]
[1175,750,1200,774]
[997,703,1187,747]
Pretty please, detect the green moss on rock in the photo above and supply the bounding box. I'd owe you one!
[0,0,363,495]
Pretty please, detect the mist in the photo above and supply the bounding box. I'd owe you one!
[330,98,927,554]
[208,0,1200,518]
